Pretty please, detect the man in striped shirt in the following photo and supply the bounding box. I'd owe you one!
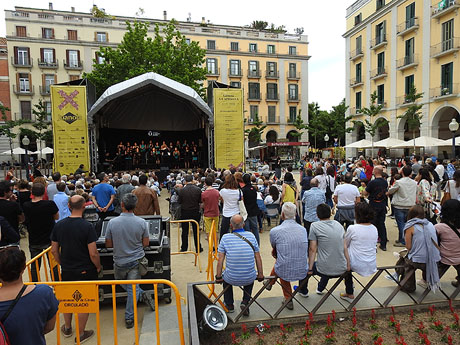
[216,214,264,316]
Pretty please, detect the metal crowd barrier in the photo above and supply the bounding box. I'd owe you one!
[29,279,185,345]
[170,219,202,272]
[26,246,61,282]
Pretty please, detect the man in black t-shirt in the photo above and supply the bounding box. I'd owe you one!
[0,180,24,237]
[51,195,101,343]
[242,173,261,245]
[22,183,59,281]
[364,166,389,251]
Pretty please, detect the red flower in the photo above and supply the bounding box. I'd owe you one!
[332,309,336,321]
[353,307,357,318]
[371,309,376,319]
[391,306,395,315]
[448,335,453,345]
[454,313,459,324]
[309,312,314,323]
[409,309,414,321]
[280,323,286,333]
[327,315,332,326]
[263,323,271,330]
[428,305,435,316]
[352,316,357,327]
[449,299,454,313]
[255,327,261,336]
[241,323,247,333]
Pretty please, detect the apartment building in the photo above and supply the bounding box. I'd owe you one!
[4,5,309,149]
[344,0,460,157]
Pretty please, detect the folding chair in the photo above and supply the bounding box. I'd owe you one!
[265,203,280,227]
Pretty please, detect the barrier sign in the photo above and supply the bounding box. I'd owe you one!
[214,89,244,169]
[55,284,98,313]
[51,86,90,175]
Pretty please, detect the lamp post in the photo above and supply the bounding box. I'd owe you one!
[449,118,459,159]
[324,134,329,147]
[22,135,30,181]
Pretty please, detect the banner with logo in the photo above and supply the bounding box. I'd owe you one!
[55,284,98,313]
[51,86,90,175]
[214,89,245,170]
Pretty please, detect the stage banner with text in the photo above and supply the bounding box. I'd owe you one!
[51,85,90,175]
[214,89,244,170]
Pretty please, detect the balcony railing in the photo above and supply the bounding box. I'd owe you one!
[349,47,364,61]
[228,69,242,77]
[266,93,280,101]
[13,85,34,96]
[287,93,301,102]
[265,71,279,79]
[396,95,415,107]
[396,54,418,70]
[287,71,301,80]
[247,69,261,78]
[39,85,51,96]
[63,60,83,70]
[370,66,387,80]
[349,107,362,116]
[430,84,459,99]
[287,117,296,124]
[11,56,33,68]
[431,0,460,19]
[247,92,261,101]
[396,17,419,36]
[350,76,364,87]
[430,37,460,58]
[15,112,31,121]
[266,116,280,124]
[38,59,58,69]
[370,34,387,50]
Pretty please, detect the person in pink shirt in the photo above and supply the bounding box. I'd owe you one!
[201,176,220,241]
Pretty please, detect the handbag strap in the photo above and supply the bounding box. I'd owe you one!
[0,285,27,323]
[233,232,255,252]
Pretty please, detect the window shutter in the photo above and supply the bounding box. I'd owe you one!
[42,74,45,87]
[54,75,57,84]
[40,48,44,62]
[41,27,45,38]
[51,28,55,38]
[77,50,81,66]
[52,48,56,62]
[29,73,32,89]
[105,32,109,42]
[26,48,30,65]
[94,32,97,41]
[66,50,69,65]
[383,20,387,39]
[16,73,19,91]
[13,47,18,64]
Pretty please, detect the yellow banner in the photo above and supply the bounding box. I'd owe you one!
[214,89,244,169]
[55,284,98,313]
[50,86,90,175]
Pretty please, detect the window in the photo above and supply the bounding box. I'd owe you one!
[185,38,191,45]
[16,26,26,37]
[266,62,277,77]
[18,73,30,92]
[96,32,107,42]
[230,81,241,88]
[15,47,29,65]
[206,58,218,75]
[248,83,260,99]
[250,105,258,120]
[289,63,297,78]
[442,19,454,51]
[289,46,297,55]
[67,50,79,68]
[376,0,385,10]
[356,36,362,54]
[375,21,386,44]
[249,43,257,52]
[377,52,385,74]
[377,84,385,104]
[44,101,52,121]
[69,75,80,81]
[207,40,216,50]
[42,28,54,39]
[266,83,278,100]
[248,61,259,77]
[44,74,55,93]
[356,92,362,110]
[267,45,275,54]
[229,60,241,76]
[406,2,416,28]
[441,62,453,93]
[67,30,77,40]
[268,106,276,122]
[42,48,55,63]
[405,37,415,64]
[354,13,362,25]
[230,42,239,51]
[405,74,414,97]
[288,84,298,100]
[95,52,105,64]
[356,63,362,82]
[289,106,297,122]
[20,101,31,120]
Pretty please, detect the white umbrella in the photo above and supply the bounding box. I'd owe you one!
[441,137,460,146]
[41,147,54,154]
[391,136,448,148]
[2,147,26,155]
[345,139,373,148]
[29,150,40,154]
[372,137,406,148]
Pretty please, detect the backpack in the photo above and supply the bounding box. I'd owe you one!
[325,176,333,199]
[0,285,27,345]
[359,169,366,180]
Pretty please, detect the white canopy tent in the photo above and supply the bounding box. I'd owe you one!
[345,139,373,148]
[2,147,26,155]
[372,138,406,148]
[391,136,448,148]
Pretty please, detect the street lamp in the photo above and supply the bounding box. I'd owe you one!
[22,135,30,181]
[324,134,329,147]
[449,118,459,159]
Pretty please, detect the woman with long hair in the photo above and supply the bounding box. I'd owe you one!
[219,174,242,238]
[416,167,437,224]
[280,172,300,223]
[444,170,460,200]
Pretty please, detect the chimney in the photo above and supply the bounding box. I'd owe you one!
[71,6,75,12]
[201,16,205,24]
[163,11,167,20]
[49,2,53,10]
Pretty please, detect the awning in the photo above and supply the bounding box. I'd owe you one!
[267,142,310,147]
[345,139,373,148]
[391,136,448,148]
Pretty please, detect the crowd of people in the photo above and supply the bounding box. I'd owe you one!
[2,153,460,342]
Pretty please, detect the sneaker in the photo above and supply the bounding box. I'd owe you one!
[298,292,309,298]
[74,330,94,344]
[340,293,354,303]
[240,301,250,316]
[225,304,235,313]
[452,280,459,288]
[125,319,134,329]
[417,280,428,289]
[283,299,294,310]
[316,289,325,295]
[394,242,406,247]
[61,325,73,338]
[379,245,387,251]
[394,240,400,244]
[141,291,155,311]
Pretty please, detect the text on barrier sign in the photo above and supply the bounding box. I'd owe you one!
[55,284,98,313]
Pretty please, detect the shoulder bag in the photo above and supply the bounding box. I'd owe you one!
[233,232,255,252]
[0,285,27,345]
[238,189,248,220]
[441,181,451,206]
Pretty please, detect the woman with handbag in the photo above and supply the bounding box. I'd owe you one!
[443,170,460,203]
[416,168,437,224]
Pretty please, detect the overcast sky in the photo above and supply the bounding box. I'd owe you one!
[0,0,352,111]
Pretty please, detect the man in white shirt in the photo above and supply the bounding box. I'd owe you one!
[435,159,445,201]
[333,173,360,229]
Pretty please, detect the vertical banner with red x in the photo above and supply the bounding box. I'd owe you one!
[50,85,90,175]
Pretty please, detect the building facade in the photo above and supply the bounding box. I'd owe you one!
[344,0,460,157]
[3,5,309,154]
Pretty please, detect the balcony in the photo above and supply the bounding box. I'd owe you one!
[349,107,362,116]
[64,60,83,70]
[38,59,58,69]
[287,117,296,124]
[13,85,34,96]
[247,92,261,101]
[377,101,387,109]
[39,85,51,96]
[14,112,31,121]
[266,93,280,101]
[11,56,33,68]
[430,84,459,100]
[265,71,279,79]
[349,47,364,61]
[396,54,418,71]
[206,67,220,76]
[350,76,364,88]
[266,116,280,124]
[370,35,387,50]
[370,66,387,80]
[287,93,301,102]
[228,69,242,77]
[430,38,460,59]
[287,71,301,80]
[247,69,261,78]
[396,95,415,107]
[431,0,460,19]
[396,17,419,37]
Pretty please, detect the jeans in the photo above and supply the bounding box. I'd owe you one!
[394,208,408,245]
[372,207,388,248]
[300,262,344,294]
[29,243,59,282]
[244,216,260,245]
[401,258,426,293]
[326,197,333,208]
[223,281,254,307]
[220,216,231,240]
[180,209,201,252]
[343,271,355,295]
[114,261,144,321]
[438,262,460,283]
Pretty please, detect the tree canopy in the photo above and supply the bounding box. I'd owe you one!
[84,20,208,98]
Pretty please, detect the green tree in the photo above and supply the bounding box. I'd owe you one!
[245,113,266,147]
[397,86,424,154]
[306,103,328,149]
[28,99,52,162]
[328,99,354,146]
[0,104,27,161]
[290,109,306,139]
[353,92,388,157]
[84,21,208,98]
[250,20,268,30]
[90,5,114,19]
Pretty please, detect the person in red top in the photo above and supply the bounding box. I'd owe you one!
[365,159,374,181]
[201,176,220,241]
